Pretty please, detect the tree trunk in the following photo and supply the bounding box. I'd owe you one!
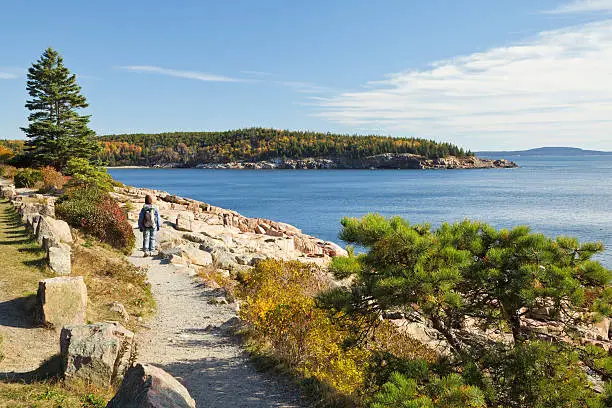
[430,314,463,356]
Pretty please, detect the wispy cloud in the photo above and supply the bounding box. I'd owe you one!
[0,67,22,79]
[241,70,272,77]
[315,20,612,148]
[545,0,612,14]
[0,72,17,79]
[276,81,336,94]
[121,65,249,83]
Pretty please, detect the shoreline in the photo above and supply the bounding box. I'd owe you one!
[106,153,518,170]
[111,184,348,271]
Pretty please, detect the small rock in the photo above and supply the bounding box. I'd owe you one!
[110,301,130,322]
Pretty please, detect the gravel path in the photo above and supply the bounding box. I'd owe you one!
[129,240,306,408]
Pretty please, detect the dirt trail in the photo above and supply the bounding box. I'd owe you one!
[130,232,306,408]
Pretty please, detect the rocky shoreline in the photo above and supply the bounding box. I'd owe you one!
[140,153,518,170]
[111,185,347,273]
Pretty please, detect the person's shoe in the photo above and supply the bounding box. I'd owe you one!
[143,251,149,257]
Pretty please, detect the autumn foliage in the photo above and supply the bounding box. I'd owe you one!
[40,166,67,193]
[56,187,135,253]
[238,259,436,405]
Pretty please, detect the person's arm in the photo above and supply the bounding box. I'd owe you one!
[138,209,144,231]
[155,208,161,231]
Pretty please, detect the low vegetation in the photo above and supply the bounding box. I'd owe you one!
[237,259,437,406]
[55,158,135,253]
[70,236,155,330]
[39,165,66,193]
[0,164,17,179]
[56,186,135,253]
[99,128,472,166]
[14,168,42,188]
[0,381,112,408]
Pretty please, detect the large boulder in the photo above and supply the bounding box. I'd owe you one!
[36,215,73,246]
[61,322,135,388]
[160,245,212,267]
[48,243,71,275]
[179,245,213,266]
[106,364,196,408]
[36,276,87,328]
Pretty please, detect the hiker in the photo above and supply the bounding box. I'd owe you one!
[138,194,161,257]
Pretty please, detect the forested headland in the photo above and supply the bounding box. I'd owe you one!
[98,128,475,167]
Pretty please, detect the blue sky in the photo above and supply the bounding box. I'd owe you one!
[1,0,612,150]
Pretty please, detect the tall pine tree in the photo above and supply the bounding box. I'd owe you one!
[21,47,100,170]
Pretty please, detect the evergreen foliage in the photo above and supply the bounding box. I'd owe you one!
[64,157,114,192]
[323,214,612,407]
[21,48,100,170]
[99,128,471,166]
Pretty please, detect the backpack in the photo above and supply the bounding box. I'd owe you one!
[143,207,155,228]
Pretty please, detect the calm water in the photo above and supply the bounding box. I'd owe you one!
[109,155,612,267]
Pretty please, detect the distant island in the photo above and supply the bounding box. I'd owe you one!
[477,146,612,157]
[99,128,516,169]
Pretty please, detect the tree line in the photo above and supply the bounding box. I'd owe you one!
[99,129,473,166]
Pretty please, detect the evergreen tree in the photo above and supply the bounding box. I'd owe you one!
[21,47,100,170]
[322,214,612,406]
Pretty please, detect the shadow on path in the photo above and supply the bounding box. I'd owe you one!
[0,295,37,329]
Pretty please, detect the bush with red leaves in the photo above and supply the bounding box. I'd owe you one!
[56,187,135,253]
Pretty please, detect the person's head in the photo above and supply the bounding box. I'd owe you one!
[145,194,153,205]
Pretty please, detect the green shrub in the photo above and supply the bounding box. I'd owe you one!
[65,158,113,191]
[14,168,43,188]
[371,372,486,408]
[56,187,135,253]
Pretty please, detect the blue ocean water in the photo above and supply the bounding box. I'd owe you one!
[109,154,612,267]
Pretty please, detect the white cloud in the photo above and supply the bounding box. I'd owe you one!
[0,72,17,79]
[315,20,612,149]
[546,0,612,14]
[121,65,248,83]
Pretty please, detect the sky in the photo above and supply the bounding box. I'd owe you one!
[1,0,612,151]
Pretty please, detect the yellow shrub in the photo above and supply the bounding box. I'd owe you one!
[239,259,370,398]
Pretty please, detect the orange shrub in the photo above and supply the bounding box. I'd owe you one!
[0,146,14,163]
[40,166,66,193]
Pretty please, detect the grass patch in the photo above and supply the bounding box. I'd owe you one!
[70,233,155,331]
[0,380,112,408]
[0,200,50,299]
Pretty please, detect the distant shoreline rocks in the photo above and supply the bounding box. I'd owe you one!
[111,154,518,170]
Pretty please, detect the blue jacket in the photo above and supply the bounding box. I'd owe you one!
[138,204,160,231]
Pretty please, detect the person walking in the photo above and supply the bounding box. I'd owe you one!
[138,194,161,257]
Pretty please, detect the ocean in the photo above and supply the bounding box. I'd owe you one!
[108,154,612,267]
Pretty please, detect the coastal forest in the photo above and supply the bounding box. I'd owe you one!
[99,128,472,166]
